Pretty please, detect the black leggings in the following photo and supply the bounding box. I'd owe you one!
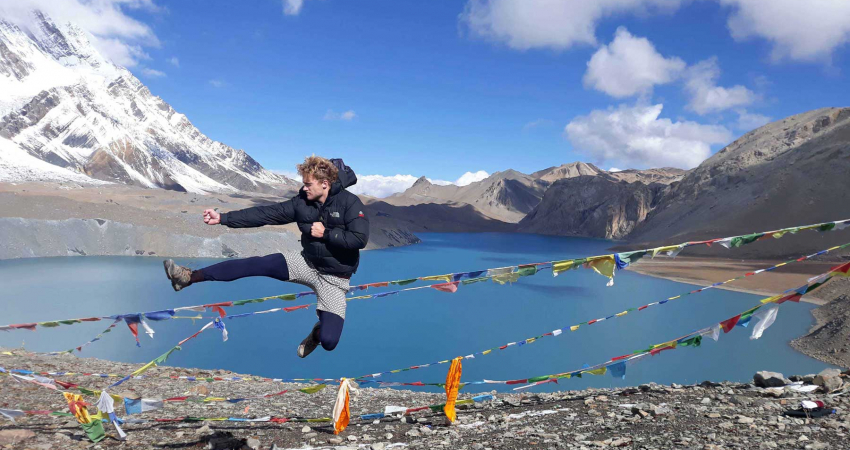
[193,253,344,351]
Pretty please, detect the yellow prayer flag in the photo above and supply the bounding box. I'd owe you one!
[570,325,580,331]
[421,274,452,283]
[616,311,628,317]
[63,392,92,424]
[586,255,615,279]
[760,295,782,304]
[585,367,607,376]
[552,260,575,275]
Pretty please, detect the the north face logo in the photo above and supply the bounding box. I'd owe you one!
[358,211,364,217]
[331,211,340,218]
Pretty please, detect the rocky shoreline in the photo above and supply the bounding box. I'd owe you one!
[1,349,849,450]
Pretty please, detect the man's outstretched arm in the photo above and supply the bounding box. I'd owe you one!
[203,198,297,228]
[325,197,369,250]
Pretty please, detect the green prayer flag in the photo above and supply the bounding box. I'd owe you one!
[51,412,73,417]
[153,346,181,365]
[80,420,106,443]
[679,336,702,347]
[731,233,763,248]
[618,250,647,265]
[275,294,297,301]
[429,403,445,412]
[39,322,60,327]
[59,320,81,325]
[78,388,96,396]
[516,266,538,277]
[461,277,489,285]
[527,375,550,383]
[390,278,418,286]
[299,384,327,394]
[820,223,836,231]
[232,298,266,306]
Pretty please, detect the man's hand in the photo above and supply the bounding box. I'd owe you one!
[311,222,326,238]
[203,209,221,225]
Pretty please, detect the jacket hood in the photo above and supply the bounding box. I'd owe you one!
[330,158,357,194]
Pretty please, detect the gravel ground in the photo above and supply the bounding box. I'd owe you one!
[1,349,850,450]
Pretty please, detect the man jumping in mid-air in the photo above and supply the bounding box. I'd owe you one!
[163,156,369,358]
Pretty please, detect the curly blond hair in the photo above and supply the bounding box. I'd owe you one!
[297,155,338,184]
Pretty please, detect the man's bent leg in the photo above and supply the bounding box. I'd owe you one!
[316,310,345,351]
[192,253,290,283]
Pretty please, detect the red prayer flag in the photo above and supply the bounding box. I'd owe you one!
[9,323,37,331]
[203,301,234,308]
[431,282,459,293]
[720,315,741,333]
[638,305,648,311]
[79,317,101,322]
[506,379,529,385]
[55,380,78,389]
[650,345,674,356]
[776,293,802,304]
[830,261,850,276]
[211,306,226,318]
[283,304,310,313]
[270,418,289,423]
[165,396,189,402]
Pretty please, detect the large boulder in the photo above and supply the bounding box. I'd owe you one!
[813,368,844,392]
[754,371,790,388]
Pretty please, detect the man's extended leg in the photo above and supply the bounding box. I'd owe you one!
[163,253,289,291]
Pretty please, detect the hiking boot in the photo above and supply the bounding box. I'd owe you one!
[163,259,192,292]
[297,322,321,358]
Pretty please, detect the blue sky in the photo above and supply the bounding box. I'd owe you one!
[21,0,850,196]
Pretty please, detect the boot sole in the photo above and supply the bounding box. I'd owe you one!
[163,260,183,292]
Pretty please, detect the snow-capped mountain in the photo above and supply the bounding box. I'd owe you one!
[0,11,294,194]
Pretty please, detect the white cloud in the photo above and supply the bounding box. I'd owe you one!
[345,171,490,198]
[208,79,225,88]
[455,170,490,186]
[584,27,686,98]
[736,109,772,131]
[459,0,683,50]
[720,0,850,62]
[168,56,179,67]
[271,170,300,181]
[140,67,165,78]
[283,0,305,15]
[347,174,420,198]
[565,103,733,169]
[522,118,554,131]
[608,167,622,172]
[684,58,755,115]
[323,109,357,121]
[0,0,161,68]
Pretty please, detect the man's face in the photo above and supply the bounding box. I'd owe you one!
[302,175,328,201]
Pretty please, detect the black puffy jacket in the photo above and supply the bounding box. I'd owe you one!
[220,160,369,277]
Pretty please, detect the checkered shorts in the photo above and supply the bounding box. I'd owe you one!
[283,251,350,320]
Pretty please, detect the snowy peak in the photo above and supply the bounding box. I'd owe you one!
[0,10,294,194]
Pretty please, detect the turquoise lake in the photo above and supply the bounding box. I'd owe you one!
[0,232,830,393]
